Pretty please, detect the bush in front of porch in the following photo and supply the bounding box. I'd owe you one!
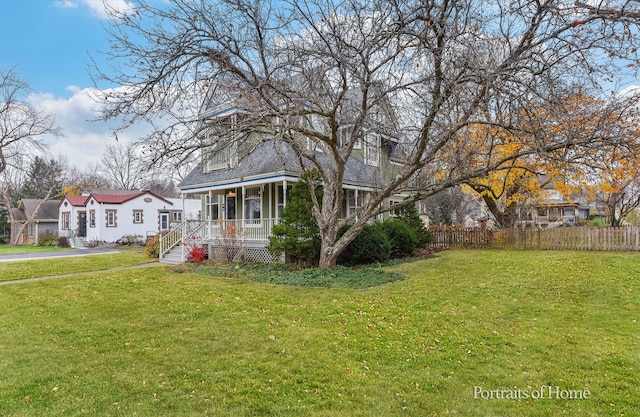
[267,172,323,266]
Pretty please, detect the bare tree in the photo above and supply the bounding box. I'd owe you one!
[99,141,149,190]
[94,0,640,268]
[0,67,61,244]
[0,67,59,175]
[65,163,114,195]
[423,187,478,226]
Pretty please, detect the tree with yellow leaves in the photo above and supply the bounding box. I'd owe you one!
[462,89,640,227]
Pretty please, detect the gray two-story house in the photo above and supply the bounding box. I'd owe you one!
[161,75,409,263]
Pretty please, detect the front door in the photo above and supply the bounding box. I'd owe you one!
[160,213,169,231]
[78,212,87,237]
[226,195,236,220]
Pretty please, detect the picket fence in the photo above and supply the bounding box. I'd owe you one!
[429,226,640,251]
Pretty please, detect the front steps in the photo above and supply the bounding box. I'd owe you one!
[160,246,184,264]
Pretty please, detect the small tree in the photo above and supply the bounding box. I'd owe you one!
[397,202,431,247]
[268,171,323,266]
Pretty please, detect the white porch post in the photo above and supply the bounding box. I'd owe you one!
[208,190,213,237]
[241,186,246,242]
[283,180,288,209]
[355,188,359,221]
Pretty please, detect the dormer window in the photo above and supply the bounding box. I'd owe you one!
[364,133,380,167]
[337,125,361,149]
[203,142,238,172]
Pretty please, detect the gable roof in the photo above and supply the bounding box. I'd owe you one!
[90,192,148,204]
[60,190,174,207]
[13,199,61,222]
[178,139,384,191]
[64,195,90,207]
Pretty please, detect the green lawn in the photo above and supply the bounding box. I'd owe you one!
[0,245,73,255]
[0,250,638,416]
[0,249,157,282]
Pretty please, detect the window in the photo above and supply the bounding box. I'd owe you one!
[364,133,380,166]
[172,212,182,223]
[346,190,359,217]
[106,210,117,227]
[89,210,96,228]
[28,223,35,238]
[203,142,238,172]
[244,187,261,224]
[337,126,361,149]
[62,212,70,230]
[133,210,143,224]
[205,195,220,220]
[309,114,326,133]
[389,200,402,217]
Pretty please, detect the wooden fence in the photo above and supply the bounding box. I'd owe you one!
[429,226,640,251]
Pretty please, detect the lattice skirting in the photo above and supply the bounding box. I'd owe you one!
[207,244,281,263]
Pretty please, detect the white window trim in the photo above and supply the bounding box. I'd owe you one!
[365,133,380,166]
[243,186,262,226]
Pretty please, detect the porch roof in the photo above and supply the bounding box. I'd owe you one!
[178,139,384,193]
[535,199,579,208]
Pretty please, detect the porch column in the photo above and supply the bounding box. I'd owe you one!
[208,190,212,237]
[283,180,287,209]
[355,188,359,221]
[268,183,273,221]
[241,186,246,241]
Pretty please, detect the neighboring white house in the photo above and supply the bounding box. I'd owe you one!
[58,190,200,247]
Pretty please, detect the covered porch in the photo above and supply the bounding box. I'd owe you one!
[160,176,375,263]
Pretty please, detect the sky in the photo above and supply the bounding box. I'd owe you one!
[1,0,639,173]
[0,0,139,170]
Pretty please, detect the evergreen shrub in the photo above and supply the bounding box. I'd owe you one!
[380,217,418,258]
[338,222,391,265]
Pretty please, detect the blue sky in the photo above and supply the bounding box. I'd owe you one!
[0,0,119,97]
[1,0,638,172]
[0,0,136,170]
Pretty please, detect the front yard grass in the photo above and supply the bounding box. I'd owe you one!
[0,250,638,416]
[0,249,157,282]
[0,245,73,255]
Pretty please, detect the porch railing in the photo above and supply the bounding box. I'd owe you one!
[205,218,279,242]
[160,218,280,259]
[159,220,211,260]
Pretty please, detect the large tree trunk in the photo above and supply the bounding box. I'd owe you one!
[318,243,338,269]
[481,194,518,228]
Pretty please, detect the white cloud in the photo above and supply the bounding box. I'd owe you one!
[55,0,135,19]
[619,85,640,97]
[27,87,149,171]
[54,0,78,9]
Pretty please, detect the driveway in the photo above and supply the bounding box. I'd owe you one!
[0,246,125,263]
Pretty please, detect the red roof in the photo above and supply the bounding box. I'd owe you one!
[65,195,90,206]
[91,192,146,204]
[62,190,173,207]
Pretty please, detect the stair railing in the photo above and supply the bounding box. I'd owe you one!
[159,220,211,261]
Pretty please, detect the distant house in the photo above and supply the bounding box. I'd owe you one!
[58,190,200,247]
[11,199,61,245]
[515,188,589,228]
